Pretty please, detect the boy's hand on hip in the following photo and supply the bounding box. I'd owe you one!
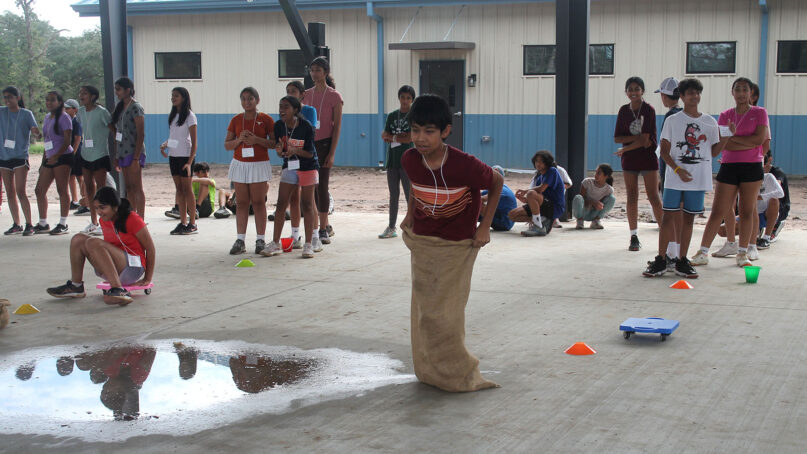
[472,227,490,248]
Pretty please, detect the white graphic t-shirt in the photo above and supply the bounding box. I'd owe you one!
[660,111,719,192]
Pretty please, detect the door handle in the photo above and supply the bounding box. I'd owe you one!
[453,111,463,117]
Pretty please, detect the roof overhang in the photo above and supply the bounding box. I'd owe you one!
[389,41,474,50]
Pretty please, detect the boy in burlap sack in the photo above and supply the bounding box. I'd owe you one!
[400,94,503,392]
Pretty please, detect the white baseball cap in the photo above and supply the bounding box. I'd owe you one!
[654,77,679,96]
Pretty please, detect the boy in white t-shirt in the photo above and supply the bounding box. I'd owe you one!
[644,78,727,279]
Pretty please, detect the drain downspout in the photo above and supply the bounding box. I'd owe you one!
[758,0,768,107]
[367,2,385,166]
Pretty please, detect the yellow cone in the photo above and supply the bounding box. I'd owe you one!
[13,304,40,315]
[235,259,255,268]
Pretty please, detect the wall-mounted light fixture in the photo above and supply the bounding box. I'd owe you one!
[467,74,477,87]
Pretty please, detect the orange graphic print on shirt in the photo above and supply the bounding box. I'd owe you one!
[411,181,472,218]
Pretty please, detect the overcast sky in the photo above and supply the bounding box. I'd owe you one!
[0,0,99,36]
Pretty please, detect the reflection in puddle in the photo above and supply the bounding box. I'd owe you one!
[0,340,415,441]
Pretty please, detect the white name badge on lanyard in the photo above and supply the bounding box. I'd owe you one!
[44,141,54,151]
[127,253,142,268]
[718,125,733,137]
[84,139,94,148]
[315,120,321,130]
[288,159,300,170]
[167,139,179,148]
[4,139,15,148]
[241,147,255,158]
[115,132,123,142]
[391,141,401,148]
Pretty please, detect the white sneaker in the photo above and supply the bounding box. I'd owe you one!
[292,236,303,249]
[302,243,315,258]
[259,241,282,257]
[736,251,752,267]
[747,244,759,261]
[691,250,709,266]
[575,219,584,230]
[311,236,323,252]
[712,241,738,257]
[82,222,103,236]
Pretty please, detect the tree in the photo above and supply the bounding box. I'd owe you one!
[15,0,54,118]
[47,29,104,104]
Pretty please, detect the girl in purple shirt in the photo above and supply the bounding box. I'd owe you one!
[34,91,74,235]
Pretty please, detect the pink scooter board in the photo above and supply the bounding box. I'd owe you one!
[96,282,153,295]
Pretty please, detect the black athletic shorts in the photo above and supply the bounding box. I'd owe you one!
[0,158,29,171]
[169,156,194,177]
[716,162,764,186]
[42,153,74,169]
[522,198,555,233]
[197,197,213,218]
[83,155,112,172]
[71,151,84,176]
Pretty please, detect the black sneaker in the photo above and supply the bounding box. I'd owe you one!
[74,206,91,216]
[643,255,667,277]
[49,224,69,235]
[255,239,266,254]
[69,201,81,210]
[756,237,770,249]
[319,229,331,244]
[33,223,51,234]
[629,234,641,251]
[675,257,699,279]
[229,239,246,255]
[182,223,198,235]
[104,287,133,306]
[165,205,180,219]
[47,280,86,298]
[771,220,785,243]
[22,223,34,236]
[170,223,186,235]
[4,224,22,235]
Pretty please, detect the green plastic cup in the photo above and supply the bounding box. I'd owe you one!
[744,265,761,283]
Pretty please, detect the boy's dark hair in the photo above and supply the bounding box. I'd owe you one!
[407,94,451,131]
[677,78,703,95]
[531,150,557,169]
[193,162,210,173]
[398,85,416,99]
[625,76,645,92]
[665,89,680,101]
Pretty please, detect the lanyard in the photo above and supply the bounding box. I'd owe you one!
[284,118,298,143]
[5,109,20,143]
[315,87,328,118]
[733,106,752,134]
[242,111,260,135]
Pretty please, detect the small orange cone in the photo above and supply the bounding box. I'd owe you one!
[565,342,596,355]
[670,280,693,289]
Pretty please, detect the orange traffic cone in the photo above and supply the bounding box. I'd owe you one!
[565,342,596,355]
[670,280,693,289]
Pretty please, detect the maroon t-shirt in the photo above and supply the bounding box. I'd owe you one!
[401,146,494,241]
[614,102,658,171]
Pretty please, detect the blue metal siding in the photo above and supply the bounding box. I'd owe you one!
[143,113,807,175]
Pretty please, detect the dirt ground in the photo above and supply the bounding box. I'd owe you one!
[14,154,807,230]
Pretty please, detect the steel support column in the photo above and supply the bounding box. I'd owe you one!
[555,0,590,220]
[99,0,127,193]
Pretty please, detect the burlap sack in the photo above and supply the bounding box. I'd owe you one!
[402,227,498,392]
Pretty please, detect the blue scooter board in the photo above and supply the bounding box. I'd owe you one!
[620,317,679,341]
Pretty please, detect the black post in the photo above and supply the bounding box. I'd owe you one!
[555,0,590,221]
[99,0,127,194]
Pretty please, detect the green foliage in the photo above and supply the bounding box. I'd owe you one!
[29,143,44,155]
[0,3,103,120]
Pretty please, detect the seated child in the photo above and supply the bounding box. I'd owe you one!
[481,165,517,231]
[753,150,784,250]
[190,162,216,218]
[507,150,566,237]
[760,149,789,245]
[572,163,616,229]
[553,165,573,227]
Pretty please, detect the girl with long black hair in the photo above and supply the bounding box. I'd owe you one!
[0,86,40,236]
[109,77,146,217]
[160,87,198,235]
[33,90,74,235]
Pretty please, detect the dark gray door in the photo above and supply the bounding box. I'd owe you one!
[419,60,464,150]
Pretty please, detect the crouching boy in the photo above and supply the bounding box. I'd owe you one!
[400,94,503,392]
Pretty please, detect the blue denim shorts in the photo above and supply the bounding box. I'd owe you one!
[662,188,705,214]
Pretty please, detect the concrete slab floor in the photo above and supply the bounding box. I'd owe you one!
[1,208,806,453]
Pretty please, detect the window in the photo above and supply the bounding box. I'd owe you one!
[523,44,614,76]
[524,45,556,76]
[686,42,736,74]
[589,44,614,75]
[154,52,201,79]
[279,49,307,78]
[777,41,807,73]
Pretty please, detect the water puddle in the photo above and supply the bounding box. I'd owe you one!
[0,340,415,441]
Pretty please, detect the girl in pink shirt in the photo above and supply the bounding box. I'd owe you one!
[692,77,768,268]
